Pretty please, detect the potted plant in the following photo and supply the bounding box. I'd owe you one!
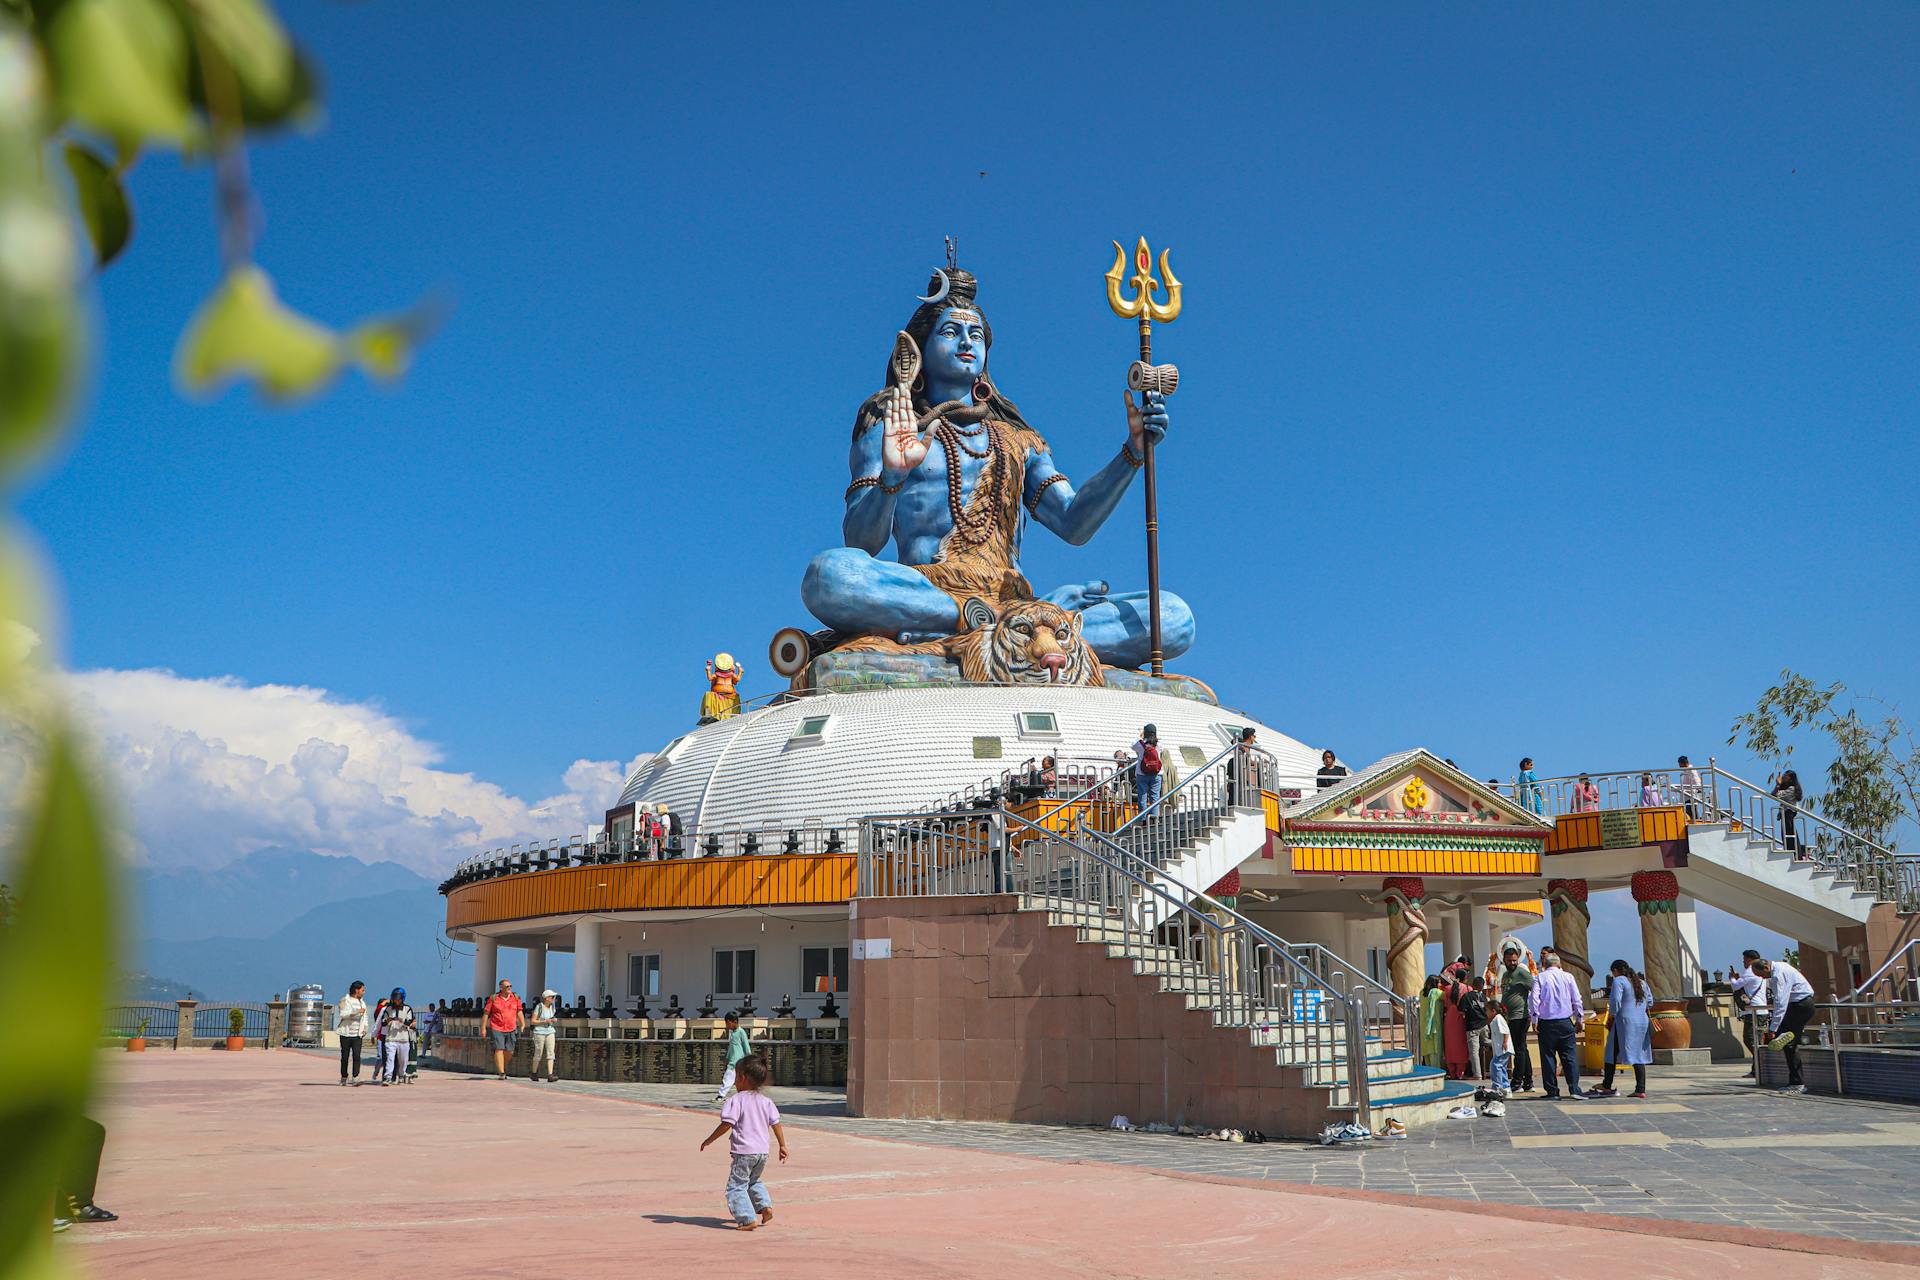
[224,1007,246,1052]
[127,1017,149,1052]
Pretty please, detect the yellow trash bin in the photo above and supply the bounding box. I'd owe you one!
[1580,1012,1611,1074]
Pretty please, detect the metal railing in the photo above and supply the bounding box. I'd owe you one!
[442,823,858,892]
[1522,763,1915,909]
[105,1003,180,1038]
[857,741,1403,1125]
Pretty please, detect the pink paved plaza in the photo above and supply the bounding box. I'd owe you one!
[63,1051,1920,1278]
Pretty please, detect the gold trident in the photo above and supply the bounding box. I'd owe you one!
[1103,236,1182,677]
[1106,237,1182,362]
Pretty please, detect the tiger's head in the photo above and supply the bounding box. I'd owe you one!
[944,600,1103,687]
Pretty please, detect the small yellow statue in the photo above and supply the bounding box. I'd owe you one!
[701,653,745,722]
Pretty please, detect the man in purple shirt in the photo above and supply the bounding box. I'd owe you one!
[1528,947,1588,1099]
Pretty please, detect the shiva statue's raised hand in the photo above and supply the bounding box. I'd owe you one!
[880,384,928,477]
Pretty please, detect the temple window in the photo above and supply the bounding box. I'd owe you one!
[787,715,832,747]
[802,945,851,995]
[714,948,757,997]
[1017,711,1060,738]
[629,953,661,999]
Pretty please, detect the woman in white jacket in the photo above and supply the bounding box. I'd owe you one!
[336,981,369,1086]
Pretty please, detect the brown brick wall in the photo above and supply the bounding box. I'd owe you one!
[847,895,1342,1138]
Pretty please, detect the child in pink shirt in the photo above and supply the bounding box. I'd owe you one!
[699,1055,789,1229]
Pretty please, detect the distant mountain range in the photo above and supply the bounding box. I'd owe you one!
[130,850,461,1005]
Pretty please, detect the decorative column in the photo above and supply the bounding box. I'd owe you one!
[1631,871,1685,998]
[472,934,498,999]
[573,918,603,1003]
[1439,912,1462,968]
[1380,877,1429,1002]
[525,943,547,1001]
[1546,879,1594,1009]
[266,1000,288,1049]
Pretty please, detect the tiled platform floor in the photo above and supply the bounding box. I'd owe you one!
[548,1063,1920,1246]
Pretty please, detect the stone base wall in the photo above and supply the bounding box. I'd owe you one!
[848,894,1337,1137]
[432,1032,846,1086]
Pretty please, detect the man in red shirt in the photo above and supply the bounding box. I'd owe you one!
[483,978,526,1079]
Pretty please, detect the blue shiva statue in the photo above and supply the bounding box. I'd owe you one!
[800,263,1194,672]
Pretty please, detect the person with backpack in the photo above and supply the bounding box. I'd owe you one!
[1460,976,1492,1081]
[1133,724,1164,810]
[377,989,417,1086]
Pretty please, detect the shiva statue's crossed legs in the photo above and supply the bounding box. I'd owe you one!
[803,547,1194,672]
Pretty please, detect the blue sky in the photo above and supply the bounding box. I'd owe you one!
[22,3,1919,879]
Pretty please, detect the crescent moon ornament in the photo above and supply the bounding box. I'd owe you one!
[916,269,952,304]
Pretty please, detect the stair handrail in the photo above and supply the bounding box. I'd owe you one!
[1107,740,1263,840]
[857,802,1390,1126]
[1077,822,1414,1047]
[997,806,1382,1126]
[1835,938,1920,1006]
[1521,762,1911,905]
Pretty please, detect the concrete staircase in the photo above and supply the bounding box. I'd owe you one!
[1680,820,1879,949]
[1049,907,1476,1130]
[1106,802,1273,930]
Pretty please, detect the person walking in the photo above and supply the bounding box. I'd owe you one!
[1499,945,1536,1092]
[483,978,526,1080]
[335,980,368,1086]
[1419,975,1444,1069]
[1638,772,1661,807]
[1754,956,1817,1092]
[1572,774,1600,813]
[1771,770,1804,854]
[1591,959,1654,1098]
[1529,947,1587,1099]
[376,989,417,1085]
[1226,727,1257,807]
[714,1012,753,1103]
[528,988,560,1082]
[1133,724,1165,811]
[1516,758,1544,815]
[368,991,390,1084]
[699,1055,789,1231]
[1315,749,1348,790]
[417,999,439,1062]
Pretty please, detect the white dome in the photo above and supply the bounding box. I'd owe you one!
[617,684,1320,831]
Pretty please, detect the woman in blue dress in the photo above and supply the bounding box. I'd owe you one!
[1592,958,1654,1097]
[1517,757,1544,815]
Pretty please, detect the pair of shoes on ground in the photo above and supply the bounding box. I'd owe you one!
[1780,1083,1808,1094]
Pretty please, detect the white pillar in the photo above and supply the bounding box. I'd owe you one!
[525,943,547,1000]
[472,935,498,999]
[1440,912,1462,967]
[573,919,603,1004]
[1457,902,1493,971]
[1674,893,1703,996]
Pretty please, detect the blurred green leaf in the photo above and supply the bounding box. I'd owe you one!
[46,0,199,149]
[0,21,84,481]
[62,143,131,267]
[0,723,115,1274]
[175,265,338,401]
[179,0,320,128]
[176,267,437,403]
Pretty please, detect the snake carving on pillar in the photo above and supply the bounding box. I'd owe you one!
[1378,876,1429,972]
[1546,878,1595,1003]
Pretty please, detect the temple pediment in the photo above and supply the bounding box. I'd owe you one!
[1286,749,1553,834]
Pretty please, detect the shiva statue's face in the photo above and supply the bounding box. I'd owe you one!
[923,307,986,393]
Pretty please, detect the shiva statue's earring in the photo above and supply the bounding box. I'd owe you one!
[972,376,995,403]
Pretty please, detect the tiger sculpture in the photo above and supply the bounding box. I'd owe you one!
[834,598,1103,687]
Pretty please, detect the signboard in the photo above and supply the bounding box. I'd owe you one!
[1599,809,1641,849]
[1289,987,1327,1022]
[851,938,891,961]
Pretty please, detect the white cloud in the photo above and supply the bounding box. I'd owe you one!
[55,667,646,876]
